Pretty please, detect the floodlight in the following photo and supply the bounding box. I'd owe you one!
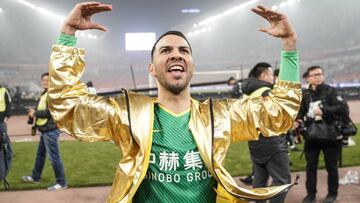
[272,5,278,11]
[280,2,287,8]
[182,9,200,13]
[125,33,156,51]
[287,0,296,6]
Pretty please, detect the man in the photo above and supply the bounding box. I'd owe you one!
[0,85,12,188]
[242,63,291,203]
[296,66,345,203]
[22,73,67,191]
[48,2,301,203]
[227,77,241,98]
[0,85,11,138]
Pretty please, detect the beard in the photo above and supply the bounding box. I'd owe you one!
[157,75,192,95]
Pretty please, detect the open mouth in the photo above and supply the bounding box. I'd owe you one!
[168,65,185,73]
[167,65,185,79]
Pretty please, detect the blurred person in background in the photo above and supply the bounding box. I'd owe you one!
[241,63,291,203]
[86,81,97,95]
[227,77,241,98]
[296,66,346,203]
[0,85,11,137]
[48,2,301,202]
[21,72,67,191]
[0,84,12,188]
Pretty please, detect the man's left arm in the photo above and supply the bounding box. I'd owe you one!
[230,6,302,141]
[229,53,301,141]
[251,5,299,82]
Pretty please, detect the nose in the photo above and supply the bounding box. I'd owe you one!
[169,49,184,61]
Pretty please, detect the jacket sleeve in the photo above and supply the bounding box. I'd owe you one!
[48,45,125,142]
[229,81,302,141]
[321,87,346,118]
[5,91,11,118]
[35,107,52,118]
[229,51,302,141]
[296,90,308,120]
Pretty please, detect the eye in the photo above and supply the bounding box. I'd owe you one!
[160,48,170,54]
[180,49,190,54]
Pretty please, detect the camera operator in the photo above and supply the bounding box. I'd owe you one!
[296,66,346,203]
[22,72,67,191]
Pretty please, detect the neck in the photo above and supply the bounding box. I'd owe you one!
[157,86,191,114]
[310,83,321,90]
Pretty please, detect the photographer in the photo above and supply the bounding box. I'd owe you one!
[296,66,346,203]
[21,72,67,191]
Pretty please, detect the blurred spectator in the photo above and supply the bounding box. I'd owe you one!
[86,81,97,95]
[0,85,11,131]
[0,85,12,188]
[296,65,346,203]
[21,72,67,191]
[227,77,241,98]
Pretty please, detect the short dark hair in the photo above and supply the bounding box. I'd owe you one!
[41,72,49,79]
[227,77,237,85]
[303,65,324,78]
[248,62,271,79]
[151,30,192,61]
[86,81,94,87]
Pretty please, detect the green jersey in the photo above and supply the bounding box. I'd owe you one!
[134,104,216,203]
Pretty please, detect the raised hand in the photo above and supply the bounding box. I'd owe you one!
[252,5,297,50]
[61,2,112,35]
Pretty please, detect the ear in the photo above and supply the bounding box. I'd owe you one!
[190,63,195,74]
[148,63,156,77]
[259,72,265,80]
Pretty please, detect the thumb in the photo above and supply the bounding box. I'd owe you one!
[258,27,279,38]
[91,22,107,32]
[258,27,269,34]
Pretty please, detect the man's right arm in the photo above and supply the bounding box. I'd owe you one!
[48,42,125,142]
[48,2,123,142]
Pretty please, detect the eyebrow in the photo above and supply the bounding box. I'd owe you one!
[310,71,323,74]
[158,45,190,50]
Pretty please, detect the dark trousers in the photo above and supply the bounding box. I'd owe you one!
[304,139,340,197]
[252,151,291,203]
[32,129,66,186]
[0,122,12,178]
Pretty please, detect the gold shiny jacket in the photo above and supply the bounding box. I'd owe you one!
[48,45,302,203]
